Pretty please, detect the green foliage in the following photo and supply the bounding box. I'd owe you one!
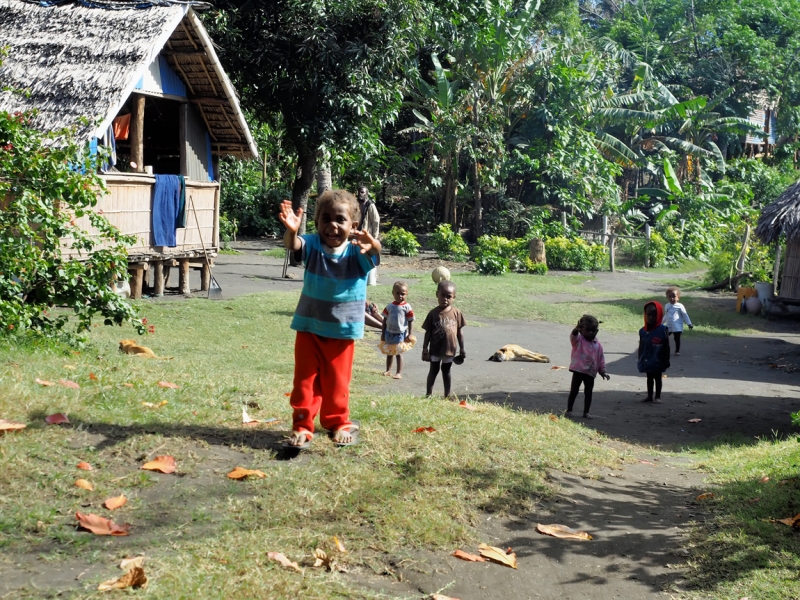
[0,109,143,339]
[473,235,547,275]
[644,231,668,268]
[218,158,282,237]
[474,255,509,275]
[381,227,420,257]
[545,237,606,271]
[526,260,548,275]
[429,224,470,261]
[704,251,736,286]
[219,213,237,245]
[726,159,795,208]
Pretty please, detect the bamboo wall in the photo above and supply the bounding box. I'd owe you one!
[63,173,219,260]
[781,242,800,300]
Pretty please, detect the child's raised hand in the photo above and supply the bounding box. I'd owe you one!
[278,200,303,233]
[351,228,378,255]
[689,324,694,330]
[600,372,610,380]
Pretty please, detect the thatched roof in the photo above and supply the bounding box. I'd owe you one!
[0,0,256,158]
[756,181,800,244]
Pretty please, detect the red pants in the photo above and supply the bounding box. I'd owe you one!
[290,332,354,436]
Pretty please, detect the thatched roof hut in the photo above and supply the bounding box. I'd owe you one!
[0,0,256,158]
[757,181,800,300]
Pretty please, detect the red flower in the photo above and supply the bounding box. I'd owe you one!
[148,325,155,334]
[8,324,13,330]
[141,317,147,324]
[2,143,12,151]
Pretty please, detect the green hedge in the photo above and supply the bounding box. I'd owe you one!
[381,227,420,257]
[545,237,606,271]
[473,235,548,275]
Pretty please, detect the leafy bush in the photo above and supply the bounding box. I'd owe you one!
[218,158,283,237]
[381,227,420,256]
[545,237,606,271]
[473,235,547,275]
[704,251,735,285]
[526,260,548,275]
[475,255,509,275]
[219,213,237,248]
[639,231,668,267]
[429,224,470,261]
[472,235,527,260]
[0,109,143,338]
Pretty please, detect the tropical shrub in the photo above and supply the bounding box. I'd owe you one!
[473,235,547,275]
[0,109,144,339]
[429,224,469,261]
[704,251,736,286]
[545,237,606,271]
[381,226,420,257]
[633,231,668,268]
[475,255,509,275]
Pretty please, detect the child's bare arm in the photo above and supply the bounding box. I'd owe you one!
[381,316,387,342]
[457,328,466,357]
[406,320,413,340]
[278,200,303,251]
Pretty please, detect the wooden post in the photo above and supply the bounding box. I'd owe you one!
[528,238,546,264]
[601,216,608,246]
[561,211,567,229]
[129,266,145,300]
[179,259,191,295]
[644,224,651,268]
[610,234,617,273]
[736,224,751,279]
[200,262,211,291]
[179,103,189,176]
[153,262,165,297]
[130,94,145,172]
[773,242,782,296]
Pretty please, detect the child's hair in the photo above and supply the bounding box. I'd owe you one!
[437,280,456,294]
[578,314,600,329]
[666,286,680,298]
[314,189,360,224]
[392,281,408,292]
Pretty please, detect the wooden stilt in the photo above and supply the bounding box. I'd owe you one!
[163,265,171,289]
[153,262,165,296]
[130,268,144,300]
[130,94,145,172]
[179,258,191,295]
[200,262,211,291]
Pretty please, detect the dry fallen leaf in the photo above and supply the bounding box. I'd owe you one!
[104,495,128,510]
[0,419,26,434]
[242,406,259,424]
[141,455,176,474]
[76,512,131,536]
[122,383,134,388]
[760,476,770,483]
[638,459,656,465]
[459,400,476,411]
[77,461,93,471]
[284,392,291,397]
[267,551,302,573]
[536,523,593,541]
[119,556,145,571]
[58,379,80,389]
[413,426,436,433]
[97,567,147,591]
[777,513,800,527]
[452,549,486,562]
[313,548,334,570]
[333,536,347,553]
[75,478,94,491]
[431,595,461,600]
[89,373,98,381]
[549,414,557,421]
[157,381,180,389]
[35,378,54,386]
[141,401,168,409]
[747,497,761,504]
[696,492,714,501]
[687,418,702,423]
[45,413,69,425]
[478,543,517,568]
[227,467,267,480]
[550,365,567,370]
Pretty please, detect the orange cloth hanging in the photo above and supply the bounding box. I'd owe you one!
[112,114,131,141]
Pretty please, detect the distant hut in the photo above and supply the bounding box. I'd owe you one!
[756,180,800,302]
[0,0,257,298]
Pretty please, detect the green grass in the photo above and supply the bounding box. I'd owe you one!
[0,292,619,598]
[218,247,242,255]
[261,248,286,258]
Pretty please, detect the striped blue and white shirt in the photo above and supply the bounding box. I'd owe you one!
[291,234,379,339]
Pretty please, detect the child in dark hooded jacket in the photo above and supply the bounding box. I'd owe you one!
[638,301,670,403]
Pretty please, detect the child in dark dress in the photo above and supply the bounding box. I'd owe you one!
[638,301,670,404]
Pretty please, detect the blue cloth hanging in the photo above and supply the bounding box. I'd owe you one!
[176,175,187,229]
[152,174,181,247]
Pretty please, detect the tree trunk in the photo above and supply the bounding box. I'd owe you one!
[472,95,482,239]
[130,94,145,173]
[316,163,332,195]
[442,157,453,224]
[292,150,316,235]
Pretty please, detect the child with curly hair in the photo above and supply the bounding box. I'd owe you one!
[567,314,610,419]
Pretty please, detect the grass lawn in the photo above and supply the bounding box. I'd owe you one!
[261,248,286,258]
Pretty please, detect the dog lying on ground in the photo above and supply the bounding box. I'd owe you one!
[488,344,550,363]
[119,339,158,359]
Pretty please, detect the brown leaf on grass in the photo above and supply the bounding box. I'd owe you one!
[458,400,476,411]
[760,476,770,483]
[77,461,93,470]
[687,418,702,423]
[227,467,267,480]
[696,492,714,501]
[45,413,69,424]
[75,512,130,536]
[58,379,80,389]
[267,551,302,573]
[452,549,486,562]
[548,414,557,421]
[97,567,147,591]
[35,378,54,386]
[141,401,168,408]
[747,497,760,504]
[89,373,98,381]
[536,523,593,541]
[638,459,656,465]
[333,536,347,553]
[413,426,436,433]
[777,513,800,527]
[119,556,145,571]
[122,383,134,388]
[104,495,127,510]
[313,548,334,570]
[141,455,176,474]
[75,479,94,491]
[478,543,517,568]
[242,406,259,425]
[157,381,180,389]
[0,419,26,433]
[284,392,291,397]
[431,595,461,600]
[550,366,567,370]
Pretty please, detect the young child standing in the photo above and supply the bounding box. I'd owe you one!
[379,281,415,379]
[421,280,466,397]
[278,190,381,448]
[638,301,670,404]
[566,314,610,419]
[663,286,693,355]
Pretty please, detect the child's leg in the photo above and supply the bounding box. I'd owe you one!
[394,354,404,378]
[646,373,655,400]
[654,371,663,401]
[567,371,583,412]
[316,336,356,433]
[582,374,595,416]
[384,355,393,376]
[441,361,453,396]
[289,332,324,436]
[673,332,682,354]
[426,361,441,396]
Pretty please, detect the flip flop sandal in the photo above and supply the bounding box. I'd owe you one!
[331,420,360,447]
[281,430,313,450]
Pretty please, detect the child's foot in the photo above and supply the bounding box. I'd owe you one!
[286,430,312,448]
[675,352,680,356]
[642,396,653,402]
[392,373,402,380]
[332,421,359,446]
[653,398,662,404]
[583,413,593,419]
[382,370,392,377]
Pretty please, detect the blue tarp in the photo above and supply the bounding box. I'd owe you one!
[152,174,181,247]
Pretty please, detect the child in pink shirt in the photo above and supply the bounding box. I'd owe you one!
[567,314,610,419]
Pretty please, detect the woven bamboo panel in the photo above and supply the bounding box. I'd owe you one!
[781,242,800,300]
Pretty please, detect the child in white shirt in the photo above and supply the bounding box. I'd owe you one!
[663,286,693,356]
